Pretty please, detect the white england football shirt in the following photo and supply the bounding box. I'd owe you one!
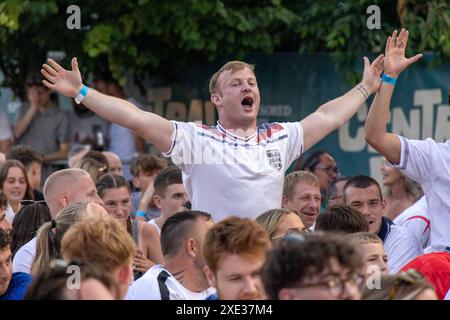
[384,224,423,274]
[394,195,431,249]
[164,121,304,222]
[125,265,215,300]
[389,137,450,252]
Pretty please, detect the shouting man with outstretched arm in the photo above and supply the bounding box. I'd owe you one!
[41,45,384,221]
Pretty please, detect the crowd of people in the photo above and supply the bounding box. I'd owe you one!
[0,29,449,301]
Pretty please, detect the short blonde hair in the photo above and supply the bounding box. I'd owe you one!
[347,232,383,245]
[283,171,320,201]
[61,215,136,272]
[209,61,255,94]
[255,208,294,240]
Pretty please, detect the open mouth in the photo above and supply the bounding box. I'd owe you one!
[241,97,254,109]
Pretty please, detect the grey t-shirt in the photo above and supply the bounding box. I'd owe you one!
[15,104,70,183]
[15,104,70,155]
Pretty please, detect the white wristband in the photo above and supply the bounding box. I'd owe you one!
[74,85,88,104]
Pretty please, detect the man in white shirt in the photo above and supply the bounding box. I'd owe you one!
[126,211,215,300]
[41,47,384,221]
[394,195,430,249]
[365,29,449,253]
[12,168,104,274]
[343,175,423,274]
[147,167,187,235]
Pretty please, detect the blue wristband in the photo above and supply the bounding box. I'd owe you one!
[74,84,89,104]
[136,210,147,218]
[381,73,397,86]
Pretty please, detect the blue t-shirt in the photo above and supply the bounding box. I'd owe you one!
[205,293,218,300]
[0,272,32,300]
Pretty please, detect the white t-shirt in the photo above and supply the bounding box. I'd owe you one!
[394,195,431,249]
[125,264,215,300]
[5,205,15,225]
[12,237,36,274]
[148,218,161,235]
[389,137,450,252]
[0,112,13,141]
[164,121,304,222]
[384,223,423,274]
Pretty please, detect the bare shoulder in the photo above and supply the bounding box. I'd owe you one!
[138,221,160,239]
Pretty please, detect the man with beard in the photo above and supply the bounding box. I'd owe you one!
[126,211,215,300]
[282,171,321,230]
[203,216,271,300]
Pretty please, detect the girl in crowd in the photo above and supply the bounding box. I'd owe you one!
[96,174,164,279]
[380,159,423,220]
[0,160,34,214]
[256,208,307,245]
[31,202,106,276]
[11,202,51,257]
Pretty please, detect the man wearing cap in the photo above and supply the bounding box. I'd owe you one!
[13,73,70,183]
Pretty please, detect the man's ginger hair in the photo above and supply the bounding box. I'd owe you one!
[203,216,270,274]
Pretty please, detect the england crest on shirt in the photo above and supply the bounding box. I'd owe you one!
[266,149,282,171]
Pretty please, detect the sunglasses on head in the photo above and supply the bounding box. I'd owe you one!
[20,200,47,207]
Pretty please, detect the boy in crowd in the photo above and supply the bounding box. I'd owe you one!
[347,232,388,278]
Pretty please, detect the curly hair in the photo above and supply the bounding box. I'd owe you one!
[130,154,167,177]
[0,228,12,251]
[262,232,364,300]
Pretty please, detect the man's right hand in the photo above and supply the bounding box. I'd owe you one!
[383,29,422,78]
[41,57,83,97]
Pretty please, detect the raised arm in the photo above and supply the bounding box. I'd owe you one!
[301,54,384,151]
[41,58,173,153]
[13,87,39,138]
[365,29,422,164]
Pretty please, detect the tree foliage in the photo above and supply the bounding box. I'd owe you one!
[0,0,449,100]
